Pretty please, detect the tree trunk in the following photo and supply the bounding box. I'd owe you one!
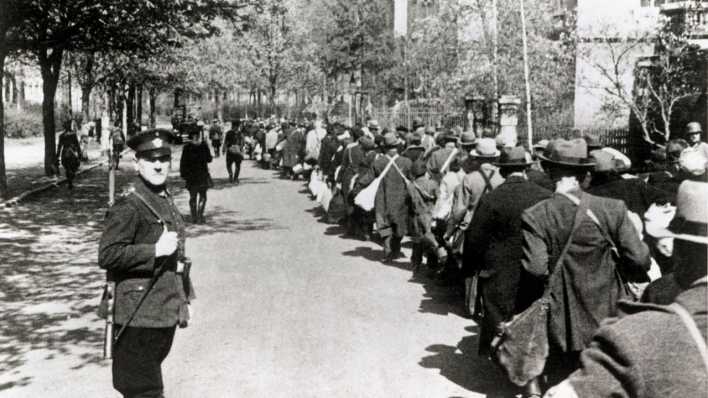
[136,84,143,129]
[149,88,157,128]
[39,48,63,176]
[81,83,91,126]
[126,83,135,136]
[0,49,7,197]
[64,69,72,118]
[215,89,223,121]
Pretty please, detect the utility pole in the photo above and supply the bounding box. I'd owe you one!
[519,0,533,148]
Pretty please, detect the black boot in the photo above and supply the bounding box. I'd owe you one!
[197,202,206,224]
[189,202,198,224]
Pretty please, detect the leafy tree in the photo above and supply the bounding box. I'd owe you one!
[578,8,703,145]
[10,0,247,176]
[0,0,28,198]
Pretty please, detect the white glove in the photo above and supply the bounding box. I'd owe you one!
[155,224,178,257]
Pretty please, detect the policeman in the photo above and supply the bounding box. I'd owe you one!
[99,129,192,398]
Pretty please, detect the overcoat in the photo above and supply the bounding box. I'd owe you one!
[98,179,189,327]
[464,176,551,353]
[564,278,707,398]
[318,134,340,180]
[373,154,412,237]
[179,141,212,190]
[282,128,305,168]
[521,191,651,352]
[339,143,364,204]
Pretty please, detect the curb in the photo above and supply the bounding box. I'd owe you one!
[1,161,106,208]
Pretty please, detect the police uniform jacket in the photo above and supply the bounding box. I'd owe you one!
[99,179,188,328]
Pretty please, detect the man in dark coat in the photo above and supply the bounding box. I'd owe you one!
[282,125,305,178]
[99,129,192,398]
[521,139,651,387]
[339,130,365,236]
[318,124,342,184]
[374,132,413,262]
[547,180,708,398]
[464,146,551,357]
[223,120,245,184]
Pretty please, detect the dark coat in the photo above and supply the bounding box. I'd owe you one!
[57,131,81,172]
[318,135,340,180]
[223,129,244,160]
[521,191,651,352]
[339,143,365,202]
[374,154,412,236]
[282,128,305,168]
[527,168,555,191]
[408,175,438,239]
[566,279,707,398]
[98,179,189,327]
[180,141,212,190]
[588,174,671,216]
[465,176,552,353]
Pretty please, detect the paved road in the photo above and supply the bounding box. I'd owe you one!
[0,150,512,397]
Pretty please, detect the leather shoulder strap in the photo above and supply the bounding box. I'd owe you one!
[130,190,165,225]
[668,302,708,374]
[548,193,590,285]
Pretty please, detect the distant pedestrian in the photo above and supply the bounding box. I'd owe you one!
[110,128,126,170]
[223,120,245,184]
[56,120,81,189]
[180,130,213,223]
[374,133,413,263]
[209,119,223,158]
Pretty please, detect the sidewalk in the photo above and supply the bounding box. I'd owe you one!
[4,136,107,202]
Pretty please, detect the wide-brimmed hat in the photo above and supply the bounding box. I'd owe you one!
[602,147,631,170]
[591,150,623,172]
[441,133,459,145]
[368,120,380,130]
[495,146,533,168]
[383,132,399,148]
[459,132,477,147]
[686,121,703,135]
[647,181,708,244]
[424,126,435,135]
[470,138,501,158]
[359,136,377,151]
[539,138,595,168]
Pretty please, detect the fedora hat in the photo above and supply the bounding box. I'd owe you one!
[686,121,703,135]
[459,132,477,147]
[495,146,533,168]
[539,138,595,168]
[647,181,708,244]
[470,138,501,158]
[383,132,399,148]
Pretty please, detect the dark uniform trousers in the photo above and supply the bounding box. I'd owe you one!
[113,326,176,398]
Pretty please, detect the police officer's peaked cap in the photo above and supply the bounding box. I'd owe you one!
[127,129,174,159]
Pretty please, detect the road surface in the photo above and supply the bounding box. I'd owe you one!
[0,150,513,397]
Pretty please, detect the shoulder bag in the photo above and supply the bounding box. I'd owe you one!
[354,155,399,212]
[491,193,589,387]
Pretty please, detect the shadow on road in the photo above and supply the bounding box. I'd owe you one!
[183,206,284,239]
[419,325,519,398]
[0,167,133,390]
